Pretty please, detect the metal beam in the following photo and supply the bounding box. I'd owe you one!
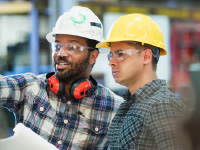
[0,1,31,14]
[30,0,39,75]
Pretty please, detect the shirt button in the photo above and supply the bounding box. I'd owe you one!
[40,107,44,111]
[95,127,99,132]
[58,140,62,145]
[64,120,68,124]
[67,101,71,105]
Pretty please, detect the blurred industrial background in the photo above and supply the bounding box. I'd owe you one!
[0,0,200,148]
[0,0,200,140]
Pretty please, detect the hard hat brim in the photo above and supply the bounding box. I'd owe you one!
[96,41,112,54]
[160,48,167,56]
[96,41,110,49]
[46,31,103,43]
[96,40,167,56]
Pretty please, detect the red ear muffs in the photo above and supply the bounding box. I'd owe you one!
[69,79,92,99]
[48,75,65,96]
[47,72,97,99]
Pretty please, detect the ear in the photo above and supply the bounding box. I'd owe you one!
[89,50,99,65]
[143,49,152,65]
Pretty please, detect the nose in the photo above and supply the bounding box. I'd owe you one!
[58,48,69,57]
[108,57,118,67]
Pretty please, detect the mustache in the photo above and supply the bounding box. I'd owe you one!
[55,57,72,65]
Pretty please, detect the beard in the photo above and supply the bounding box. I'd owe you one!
[54,54,90,82]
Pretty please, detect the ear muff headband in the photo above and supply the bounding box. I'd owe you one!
[70,79,92,99]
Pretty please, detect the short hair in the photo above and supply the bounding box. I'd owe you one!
[128,41,159,71]
[87,39,99,52]
[87,39,100,68]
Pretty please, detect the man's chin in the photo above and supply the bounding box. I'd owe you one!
[56,68,70,74]
[56,70,64,75]
[114,78,124,85]
[114,78,120,83]
[56,71,67,79]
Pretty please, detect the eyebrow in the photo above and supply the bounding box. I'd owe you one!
[115,49,124,52]
[110,49,125,54]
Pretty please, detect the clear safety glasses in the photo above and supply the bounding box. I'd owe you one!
[107,49,142,61]
[52,43,95,55]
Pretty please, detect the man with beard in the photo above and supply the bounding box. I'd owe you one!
[0,6,123,150]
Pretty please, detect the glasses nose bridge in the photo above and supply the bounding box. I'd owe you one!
[58,44,70,56]
[108,53,118,66]
[108,58,118,66]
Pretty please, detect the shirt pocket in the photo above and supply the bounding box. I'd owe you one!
[27,98,55,139]
[120,115,144,149]
[74,115,108,149]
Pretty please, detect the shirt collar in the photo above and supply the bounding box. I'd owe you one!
[123,79,166,102]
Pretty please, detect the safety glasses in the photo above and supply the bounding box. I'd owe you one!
[52,43,95,55]
[107,49,142,61]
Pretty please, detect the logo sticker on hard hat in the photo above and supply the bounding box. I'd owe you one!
[71,13,86,24]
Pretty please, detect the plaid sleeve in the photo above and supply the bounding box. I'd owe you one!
[149,101,189,150]
[0,73,42,112]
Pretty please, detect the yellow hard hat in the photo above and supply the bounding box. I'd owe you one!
[96,13,167,56]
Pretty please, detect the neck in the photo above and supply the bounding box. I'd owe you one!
[128,71,157,95]
[65,83,72,95]
[64,72,91,96]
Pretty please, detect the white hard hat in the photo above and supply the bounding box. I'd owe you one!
[46,6,104,43]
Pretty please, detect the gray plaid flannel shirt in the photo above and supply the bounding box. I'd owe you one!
[107,79,189,150]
